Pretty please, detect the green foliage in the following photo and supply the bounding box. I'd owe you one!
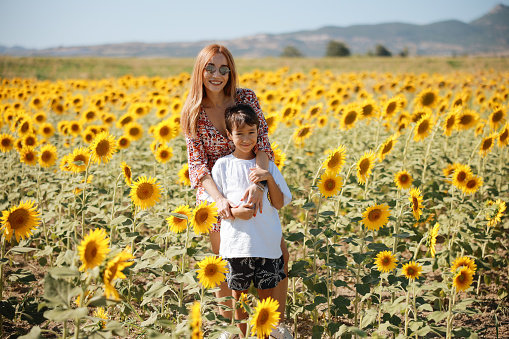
[280,45,304,57]
[325,40,351,57]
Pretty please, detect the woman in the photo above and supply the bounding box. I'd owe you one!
[181,44,292,339]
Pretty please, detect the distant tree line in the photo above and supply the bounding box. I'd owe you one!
[280,40,409,58]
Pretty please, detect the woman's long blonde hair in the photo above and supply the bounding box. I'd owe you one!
[181,44,238,137]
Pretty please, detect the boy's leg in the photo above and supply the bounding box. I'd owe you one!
[273,237,289,322]
[232,289,249,338]
[210,232,232,320]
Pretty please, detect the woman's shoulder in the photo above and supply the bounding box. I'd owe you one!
[236,88,257,101]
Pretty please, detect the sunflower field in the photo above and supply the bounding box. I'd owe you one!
[0,59,508,339]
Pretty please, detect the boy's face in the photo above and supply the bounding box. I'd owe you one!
[227,122,258,156]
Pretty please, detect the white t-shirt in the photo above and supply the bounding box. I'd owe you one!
[206,154,292,259]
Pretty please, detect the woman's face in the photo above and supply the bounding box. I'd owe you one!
[202,53,230,95]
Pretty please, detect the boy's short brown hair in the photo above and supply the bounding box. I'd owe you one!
[225,104,260,133]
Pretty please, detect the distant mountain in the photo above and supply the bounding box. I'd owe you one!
[1,4,508,57]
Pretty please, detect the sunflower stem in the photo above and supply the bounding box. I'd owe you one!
[476,241,487,295]
[80,157,92,239]
[421,119,439,184]
[109,173,123,243]
[402,124,415,169]
[0,238,5,338]
[446,287,457,339]
[36,166,49,244]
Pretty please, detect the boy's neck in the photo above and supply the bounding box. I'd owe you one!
[231,149,256,160]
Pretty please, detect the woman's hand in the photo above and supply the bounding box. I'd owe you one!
[242,184,263,216]
[215,197,237,220]
[231,203,255,220]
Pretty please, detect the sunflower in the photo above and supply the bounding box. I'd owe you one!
[486,199,506,227]
[81,108,98,123]
[155,144,173,164]
[428,223,440,258]
[362,204,390,231]
[360,99,378,120]
[452,164,472,189]
[374,251,398,273]
[378,134,398,162]
[22,134,38,148]
[191,201,218,235]
[123,122,143,141]
[67,147,90,173]
[317,115,328,128]
[322,145,346,174]
[317,171,343,198]
[292,124,313,145]
[498,123,509,147]
[273,145,287,171]
[93,307,108,329]
[414,113,434,142]
[117,136,130,150]
[394,170,413,190]
[457,109,479,131]
[39,122,55,139]
[340,104,360,130]
[461,175,483,195]
[89,132,117,164]
[442,110,458,136]
[1,200,40,242]
[451,256,477,273]
[178,163,191,186]
[19,146,38,166]
[130,176,161,210]
[129,102,150,118]
[154,119,178,143]
[74,175,94,195]
[488,105,506,131]
[478,134,495,158]
[401,261,422,281]
[0,133,15,152]
[250,297,280,339]
[265,113,279,135]
[415,89,439,108]
[68,120,82,137]
[306,102,323,119]
[356,150,375,184]
[190,301,203,339]
[410,106,433,122]
[196,256,228,289]
[103,246,135,300]
[453,267,474,292]
[78,228,110,271]
[383,97,400,118]
[409,187,424,221]
[167,205,192,233]
[120,162,132,186]
[116,113,134,128]
[38,144,58,168]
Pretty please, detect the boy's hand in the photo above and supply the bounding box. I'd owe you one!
[249,166,270,183]
[232,203,255,220]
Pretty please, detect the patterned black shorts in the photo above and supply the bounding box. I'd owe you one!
[225,256,286,291]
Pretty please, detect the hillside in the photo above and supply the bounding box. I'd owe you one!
[1,4,508,57]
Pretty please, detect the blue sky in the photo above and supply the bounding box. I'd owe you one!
[0,0,507,49]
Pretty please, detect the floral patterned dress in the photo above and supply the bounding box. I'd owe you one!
[185,88,274,231]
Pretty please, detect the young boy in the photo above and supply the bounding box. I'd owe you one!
[206,103,292,338]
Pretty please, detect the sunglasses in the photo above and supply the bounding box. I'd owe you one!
[204,64,231,76]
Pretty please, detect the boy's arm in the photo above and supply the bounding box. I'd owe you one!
[250,167,285,210]
[231,204,255,220]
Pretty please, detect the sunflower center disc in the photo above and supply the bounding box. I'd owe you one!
[359,159,370,174]
[345,112,356,125]
[400,175,408,183]
[199,212,208,223]
[326,180,335,190]
[160,126,169,137]
[258,309,269,324]
[368,209,381,221]
[96,140,110,156]
[137,183,154,199]
[328,153,339,168]
[9,209,29,229]
[206,265,217,276]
